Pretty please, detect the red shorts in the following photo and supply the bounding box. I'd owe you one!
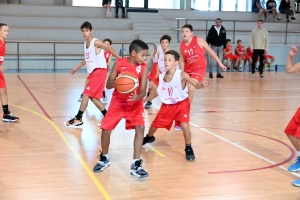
[224,54,239,61]
[100,98,145,130]
[285,108,300,138]
[0,71,6,88]
[189,72,204,82]
[239,55,251,60]
[151,98,190,130]
[148,63,159,86]
[83,68,107,99]
[264,54,274,59]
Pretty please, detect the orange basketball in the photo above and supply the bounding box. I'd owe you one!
[115,72,139,94]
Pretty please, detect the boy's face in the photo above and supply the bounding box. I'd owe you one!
[132,49,148,64]
[160,39,170,50]
[182,28,193,41]
[81,28,92,39]
[164,54,178,71]
[0,25,9,39]
[104,41,111,46]
[238,41,242,46]
[226,41,231,46]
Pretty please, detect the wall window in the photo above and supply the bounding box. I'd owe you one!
[194,0,219,11]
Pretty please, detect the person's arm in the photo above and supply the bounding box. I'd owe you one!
[128,66,148,101]
[256,2,262,8]
[143,85,158,103]
[223,48,230,56]
[198,37,226,70]
[181,71,211,89]
[71,59,86,74]
[235,47,243,55]
[206,29,211,45]
[223,27,227,49]
[107,54,112,67]
[250,31,254,51]
[94,40,120,59]
[144,49,157,65]
[106,61,118,89]
[265,31,269,54]
[179,49,185,70]
[286,46,300,73]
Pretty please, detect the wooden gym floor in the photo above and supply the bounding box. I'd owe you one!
[1,72,300,200]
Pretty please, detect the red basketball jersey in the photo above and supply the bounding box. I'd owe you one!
[104,51,112,64]
[180,36,206,73]
[225,46,232,54]
[246,47,253,57]
[236,46,245,54]
[112,58,146,102]
[0,40,6,65]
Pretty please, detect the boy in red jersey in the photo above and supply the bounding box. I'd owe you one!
[93,39,149,178]
[144,35,172,109]
[0,23,19,122]
[174,24,226,130]
[65,21,120,128]
[246,46,275,71]
[223,39,240,71]
[235,39,252,71]
[142,50,211,161]
[284,46,300,187]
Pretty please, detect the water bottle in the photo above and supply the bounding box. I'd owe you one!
[119,48,122,56]
[275,64,278,72]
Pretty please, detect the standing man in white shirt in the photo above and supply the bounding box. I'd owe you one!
[206,18,227,79]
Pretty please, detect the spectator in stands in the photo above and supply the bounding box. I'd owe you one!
[102,0,112,18]
[235,39,252,72]
[266,0,282,21]
[252,0,268,21]
[115,0,125,18]
[279,0,297,22]
[223,39,240,71]
[206,18,226,79]
[250,19,269,78]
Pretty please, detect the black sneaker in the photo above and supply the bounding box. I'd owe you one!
[291,17,296,20]
[209,73,213,79]
[116,15,118,18]
[287,19,291,22]
[143,135,155,145]
[216,74,224,78]
[144,101,152,109]
[130,159,149,178]
[185,146,195,162]
[64,117,83,128]
[122,14,125,18]
[93,152,110,173]
[3,113,19,122]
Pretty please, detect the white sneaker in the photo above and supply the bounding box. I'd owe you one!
[252,73,255,78]
[239,65,243,72]
[174,126,182,131]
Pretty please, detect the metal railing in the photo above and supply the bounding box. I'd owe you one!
[6,41,156,71]
[175,18,300,44]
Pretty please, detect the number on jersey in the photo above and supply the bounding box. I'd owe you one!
[136,65,141,74]
[185,49,194,56]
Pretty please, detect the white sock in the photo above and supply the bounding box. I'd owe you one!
[298,151,300,157]
[106,8,110,15]
[102,154,109,159]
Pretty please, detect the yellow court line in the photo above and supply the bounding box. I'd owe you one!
[261,131,268,134]
[251,127,257,130]
[11,104,112,200]
[234,120,239,123]
[271,135,278,138]
[149,146,166,157]
[243,124,249,126]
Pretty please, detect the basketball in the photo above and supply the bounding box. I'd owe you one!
[115,72,139,94]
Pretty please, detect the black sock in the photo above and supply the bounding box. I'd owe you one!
[75,110,84,119]
[101,109,107,116]
[103,91,106,98]
[2,105,9,115]
[186,144,192,148]
[146,134,153,138]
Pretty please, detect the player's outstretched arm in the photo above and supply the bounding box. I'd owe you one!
[144,49,156,65]
[71,59,86,74]
[286,46,300,73]
[106,61,118,89]
[107,54,112,67]
[94,40,120,59]
[181,71,211,89]
[179,51,185,70]
[198,37,226,71]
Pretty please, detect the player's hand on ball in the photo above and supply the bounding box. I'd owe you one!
[289,46,298,57]
[128,91,138,102]
[0,66,6,71]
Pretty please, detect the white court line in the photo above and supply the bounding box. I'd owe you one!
[152,104,300,178]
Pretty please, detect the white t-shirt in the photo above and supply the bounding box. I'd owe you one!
[84,38,107,73]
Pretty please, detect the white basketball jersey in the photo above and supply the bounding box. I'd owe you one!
[153,45,167,73]
[84,38,107,73]
[157,69,188,104]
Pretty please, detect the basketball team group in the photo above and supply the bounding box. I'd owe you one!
[1,20,300,186]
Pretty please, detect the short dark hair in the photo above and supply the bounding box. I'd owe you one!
[165,50,180,61]
[182,24,193,32]
[216,18,222,21]
[237,39,242,43]
[160,35,171,43]
[226,39,231,44]
[257,19,264,23]
[80,21,92,30]
[0,23,8,29]
[103,38,112,45]
[129,39,149,53]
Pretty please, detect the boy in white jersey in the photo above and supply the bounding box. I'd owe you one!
[65,21,120,127]
[142,50,211,161]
